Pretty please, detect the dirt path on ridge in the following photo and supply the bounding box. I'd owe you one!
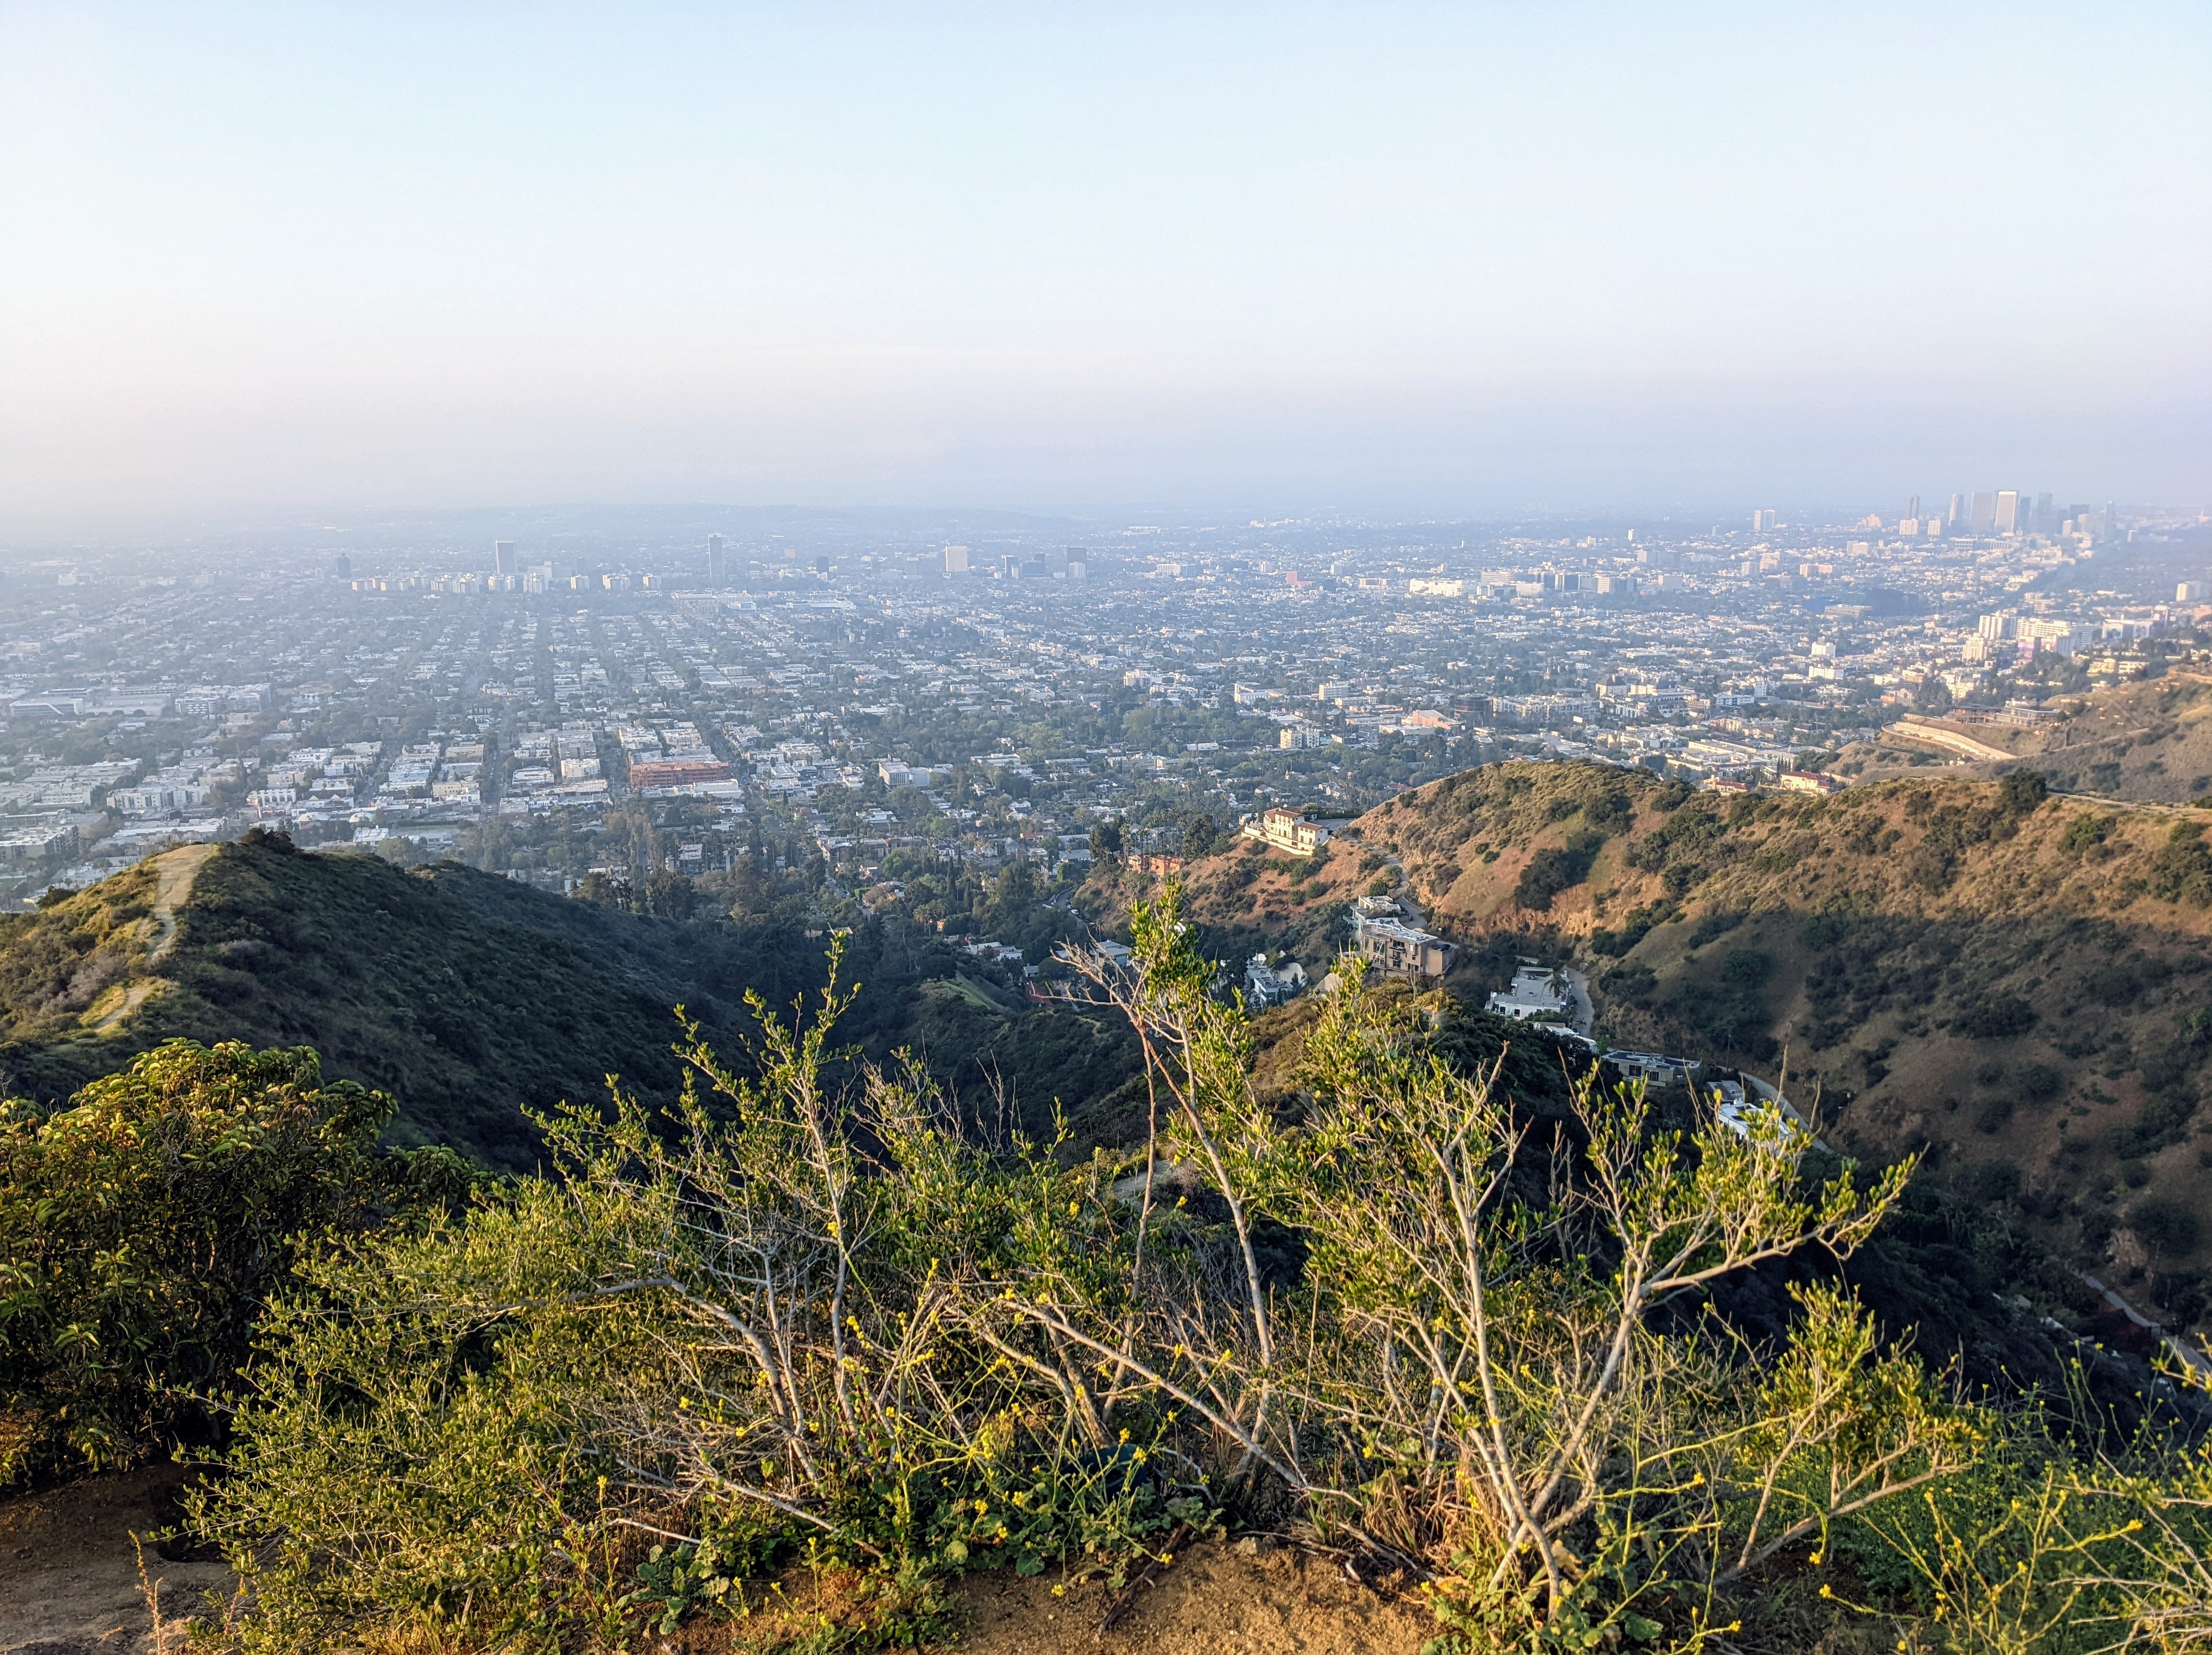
[86,842,218,1036]
[146,843,217,963]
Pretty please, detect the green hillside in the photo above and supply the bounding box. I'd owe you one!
[0,835,1138,1169]
[1098,757,2212,1325]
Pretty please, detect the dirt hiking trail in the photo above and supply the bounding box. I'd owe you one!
[145,843,218,964]
[945,1540,1429,1654]
[0,1467,232,1655]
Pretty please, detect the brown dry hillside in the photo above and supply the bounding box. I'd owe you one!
[1848,672,2212,801]
[1088,760,2212,1313]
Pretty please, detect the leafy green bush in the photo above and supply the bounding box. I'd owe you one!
[192,955,1213,1648]
[2059,811,2113,858]
[1589,900,1680,959]
[1689,908,1747,949]
[2130,1197,2201,1260]
[0,1039,465,1485]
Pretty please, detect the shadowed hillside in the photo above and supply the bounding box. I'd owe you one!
[0,835,1138,1169]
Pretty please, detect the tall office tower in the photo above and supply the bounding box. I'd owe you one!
[1752,508,1777,532]
[1971,491,1998,531]
[943,544,971,574]
[2103,502,2117,541]
[1906,495,1920,522]
[1948,493,1966,526]
[494,540,517,575]
[1995,490,2020,533]
[706,533,727,585]
[333,553,352,580]
[2036,492,2053,531]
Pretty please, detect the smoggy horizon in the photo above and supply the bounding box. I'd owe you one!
[3,3,2207,530]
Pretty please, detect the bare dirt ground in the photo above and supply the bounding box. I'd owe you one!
[0,1467,233,1655]
[1,1480,1420,1655]
[946,1540,1431,1655]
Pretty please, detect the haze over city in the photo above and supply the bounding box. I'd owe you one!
[2,2,2208,527]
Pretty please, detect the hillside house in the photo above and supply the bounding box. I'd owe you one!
[1241,807,1331,856]
[1486,960,1571,1022]
[1351,910,1456,977]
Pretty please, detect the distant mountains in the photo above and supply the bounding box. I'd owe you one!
[0,836,1136,1169]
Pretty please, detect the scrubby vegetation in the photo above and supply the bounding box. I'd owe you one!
[0,888,2183,1651]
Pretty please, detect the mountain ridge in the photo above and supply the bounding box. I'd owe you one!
[0,836,1138,1169]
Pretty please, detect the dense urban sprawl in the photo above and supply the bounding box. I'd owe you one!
[1,497,2205,937]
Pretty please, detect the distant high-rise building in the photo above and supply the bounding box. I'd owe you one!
[706,533,727,585]
[494,540,517,575]
[1971,491,1999,532]
[333,553,351,580]
[1948,493,1967,527]
[2035,492,2053,531]
[1906,495,1920,522]
[1995,490,2020,533]
[943,544,970,574]
[2103,502,2117,541]
[1752,508,1777,532]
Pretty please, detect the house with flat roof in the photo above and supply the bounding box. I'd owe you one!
[1351,910,1455,977]
[1486,960,1571,1023]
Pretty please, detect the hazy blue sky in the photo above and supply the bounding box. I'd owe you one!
[2,2,2206,524]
